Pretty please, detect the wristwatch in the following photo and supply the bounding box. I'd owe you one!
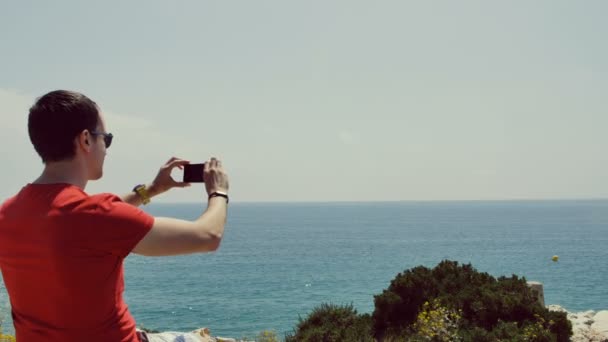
[133,184,151,205]
[208,191,229,204]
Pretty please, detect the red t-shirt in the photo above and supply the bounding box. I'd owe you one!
[0,183,154,342]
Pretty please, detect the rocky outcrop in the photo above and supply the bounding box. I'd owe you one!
[140,327,254,342]
[527,281,545,307]
[547,305,608,342]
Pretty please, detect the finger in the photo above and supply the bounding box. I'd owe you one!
[167,159,191,170]
[209,157,218,169]
[174,182,191,188]
[165,156,179,165]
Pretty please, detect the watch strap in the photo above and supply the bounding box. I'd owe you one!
[208,191,229,204]
[133,184,151,205]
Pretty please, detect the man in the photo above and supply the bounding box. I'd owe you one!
[0,90,230,342]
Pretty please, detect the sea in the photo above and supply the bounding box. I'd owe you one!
[1,200,607,339]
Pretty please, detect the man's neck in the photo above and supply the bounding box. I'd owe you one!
[34,160,88,190]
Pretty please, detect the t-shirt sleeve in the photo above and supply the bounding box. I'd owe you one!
[83,194,155,258]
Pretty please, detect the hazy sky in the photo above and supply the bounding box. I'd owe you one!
[1,1,607,202]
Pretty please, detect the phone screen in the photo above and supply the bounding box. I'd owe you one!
[183,163,205,183]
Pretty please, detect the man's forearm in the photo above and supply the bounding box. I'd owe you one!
[121,183,162,206]
[195,197,228,239]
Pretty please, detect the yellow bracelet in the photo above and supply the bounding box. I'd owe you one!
[133,184,151,205]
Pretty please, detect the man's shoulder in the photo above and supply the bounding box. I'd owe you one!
[87,192,121,203]
[80,193,151,222]
[84,192,125,212]
[53,191,127,216]
[74,193,153,232]
[41,187,117,216]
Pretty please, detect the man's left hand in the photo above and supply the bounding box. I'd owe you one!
[149,157,191,196]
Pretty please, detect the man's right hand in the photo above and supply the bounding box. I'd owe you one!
[203,157,229,195]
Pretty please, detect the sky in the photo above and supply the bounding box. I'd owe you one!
[1,1,607,203]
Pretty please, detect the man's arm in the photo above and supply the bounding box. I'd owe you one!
[132,196,227,256]
[131,157,229,256]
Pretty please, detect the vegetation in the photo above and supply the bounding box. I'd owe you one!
[0,331,15,342]
[255,330,280,342]
[288,260,572,342]
[285,303,374,342]
[0,312,15,342]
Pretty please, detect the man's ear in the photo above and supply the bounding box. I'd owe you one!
[77,130,92,152]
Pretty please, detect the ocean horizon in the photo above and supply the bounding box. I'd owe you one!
[1,199,607,338]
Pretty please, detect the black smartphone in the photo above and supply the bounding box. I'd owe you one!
[183,163,205,183]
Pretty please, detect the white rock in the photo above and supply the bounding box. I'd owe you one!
[547,304,567,313]
[550,307,608,342]
[591,310,608,335]
[584,310,597,318]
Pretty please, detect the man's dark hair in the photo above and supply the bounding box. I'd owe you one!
[28,90,100,163]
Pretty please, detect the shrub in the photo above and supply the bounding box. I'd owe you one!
[0,332,15,342]
[372,260,571,341]
[256,330,280,342]
[408,299,462,341]
[285,303,374,342]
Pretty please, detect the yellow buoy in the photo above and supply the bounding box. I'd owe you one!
[552,255,559,262]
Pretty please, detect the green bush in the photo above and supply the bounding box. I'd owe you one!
[408,299,463,341]
[372,260,572,341]
[255,330,280,342]
[285,303,374,342]
[286,261,572,341]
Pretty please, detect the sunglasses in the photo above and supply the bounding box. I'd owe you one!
[90,131,114,148]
